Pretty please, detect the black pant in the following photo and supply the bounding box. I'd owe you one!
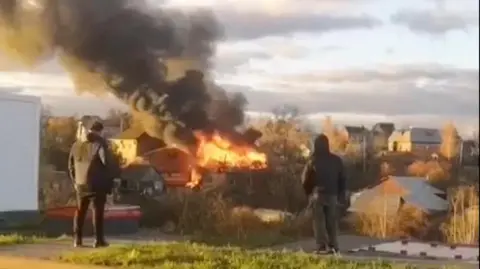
[73,193,107,242]
[312,194,339,249]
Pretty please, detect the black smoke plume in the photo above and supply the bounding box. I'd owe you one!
[0,0,248,154]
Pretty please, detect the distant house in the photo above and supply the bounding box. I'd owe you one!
[77,115,122,140]
[388,127,442,153]
[349,176,448,216]
[369,122,395,151]
[340,125,369,144]
[110,125,166,166]
[460,139,479,166]
[110,126,192,187]
[462,139,479,157]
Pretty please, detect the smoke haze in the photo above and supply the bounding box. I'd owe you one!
[0,0,248,154]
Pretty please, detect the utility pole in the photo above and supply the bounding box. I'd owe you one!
[362,133,367,173]
[458,140,464,167]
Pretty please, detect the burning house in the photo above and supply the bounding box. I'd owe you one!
[110,124,267,189]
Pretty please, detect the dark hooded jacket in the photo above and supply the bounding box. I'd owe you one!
[301,134,346,198]
[68,133,120,196]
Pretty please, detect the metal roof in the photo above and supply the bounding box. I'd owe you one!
[349,176,448,214]
[388,127,442,144]
[392,176,445,195]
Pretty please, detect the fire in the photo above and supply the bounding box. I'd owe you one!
[186,131,267,188]
[195,131,267,169]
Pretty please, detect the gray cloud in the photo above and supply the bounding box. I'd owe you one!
[0,53,63,73]
[219,12,381,40]
[292,65,478,85]
[4,64,477,133]
[221,65,479,121]
[391,9,479,34]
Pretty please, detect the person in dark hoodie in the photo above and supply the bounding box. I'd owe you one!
[302,134,347,255]
[68,121,120,248]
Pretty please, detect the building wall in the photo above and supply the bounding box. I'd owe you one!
[411,143,440,154]
[388,141,412,152]
[388,141,440,154]
[110,139,138,166]
[370,133,389,151]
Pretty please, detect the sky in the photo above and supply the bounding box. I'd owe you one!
[0,0,479,135]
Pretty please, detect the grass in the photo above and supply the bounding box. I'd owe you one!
[59,242,429,269]
[190,231,298,249]
[0,234,41,246]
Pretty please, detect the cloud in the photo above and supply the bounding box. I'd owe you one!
[164,0,381,40]
[391,9,479,34]
[218,12,380,40]
[1,63,478,134]
[0,53,64,73]
[220,64,479,122]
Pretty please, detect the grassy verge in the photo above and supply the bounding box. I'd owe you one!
[59,242,426,269]
[0,234,41,246]
[190,232,298,249]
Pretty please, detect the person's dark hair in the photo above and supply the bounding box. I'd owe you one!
[90,121,104,132]
[313,133,330,156]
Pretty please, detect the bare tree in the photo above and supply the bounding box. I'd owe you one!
[440,121,460,160]
[272,104,300,121]
[320,116,348,153]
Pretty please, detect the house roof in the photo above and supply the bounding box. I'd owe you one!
[389,127,442,144]
[349,189,402,215]
[372,122,395,136]
[79,115,102,129]
[344,125,367,135]
[114,125,145,140]
[349,176,448,214]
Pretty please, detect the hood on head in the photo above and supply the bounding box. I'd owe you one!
[86,132,102,142]
[313,134,330,155]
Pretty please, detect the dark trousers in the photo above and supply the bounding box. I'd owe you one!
[312,194,339,249]
[73,193,107,242]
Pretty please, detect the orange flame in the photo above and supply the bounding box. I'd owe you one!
[186,131,267,188]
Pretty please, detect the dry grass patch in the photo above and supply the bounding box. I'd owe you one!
[441,185,479,245]
[407,160,451,181]
[350,205,429,239]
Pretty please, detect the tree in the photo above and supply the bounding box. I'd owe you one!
[105,108,132,131]
[42,116,78,171]
[440,121,460,160]
[320,116,348,153]
[272,104,300,121]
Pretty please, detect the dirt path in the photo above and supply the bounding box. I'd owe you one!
[0,256,106,269]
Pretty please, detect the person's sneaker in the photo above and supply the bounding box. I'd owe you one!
[73,239,83,248]
[327,247,340,256]
[93,240,110,248]
[314,244,329,254]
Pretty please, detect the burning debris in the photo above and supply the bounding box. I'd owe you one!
[0,0,267,187]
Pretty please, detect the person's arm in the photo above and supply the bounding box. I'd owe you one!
[68,143,76,185]
[301,159,315,196]
[98,146,106,165]
[99,142,121,193]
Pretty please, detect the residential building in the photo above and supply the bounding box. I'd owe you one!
[340,125,369,144]
[77,115,122,140]
[369,122,395,151]
[349,176,448,216]
[388,127,442,153]
[460,139,479,166]
[110,126,192,187]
